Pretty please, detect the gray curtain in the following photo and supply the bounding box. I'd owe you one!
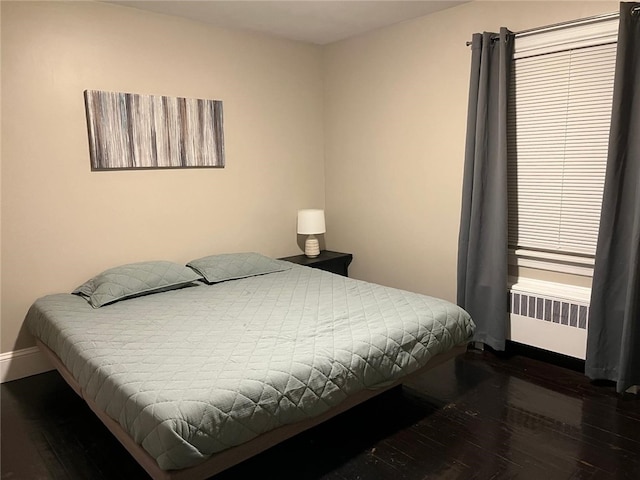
[586,2,640,394]
[457,28,514,351]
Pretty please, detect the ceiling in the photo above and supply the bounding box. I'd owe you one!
[106,1,468,45]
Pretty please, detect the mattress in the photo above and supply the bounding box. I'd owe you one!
[26,263,474,471]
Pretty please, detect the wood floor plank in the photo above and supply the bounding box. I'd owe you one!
[3,349,640,480]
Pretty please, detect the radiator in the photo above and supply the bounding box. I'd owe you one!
[507,279,590,359]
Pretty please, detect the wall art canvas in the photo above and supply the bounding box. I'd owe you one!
[84,90,225,170]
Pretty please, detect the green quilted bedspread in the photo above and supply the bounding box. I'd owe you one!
[26,264,474,470]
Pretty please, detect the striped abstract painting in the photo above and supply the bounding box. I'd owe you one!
[84,90,225,170]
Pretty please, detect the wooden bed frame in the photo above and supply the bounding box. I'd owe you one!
[37,339,467,480]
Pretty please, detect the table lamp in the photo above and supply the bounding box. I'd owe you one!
[297,209,325,258]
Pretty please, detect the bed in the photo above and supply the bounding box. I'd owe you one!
[26,253,474,480]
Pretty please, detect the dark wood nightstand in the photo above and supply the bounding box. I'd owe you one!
[280,250,353,277]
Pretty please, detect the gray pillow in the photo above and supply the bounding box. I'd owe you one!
[74,261,202,308]
[186,252,290,284]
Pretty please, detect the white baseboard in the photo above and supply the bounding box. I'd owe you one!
[0,346,54,383]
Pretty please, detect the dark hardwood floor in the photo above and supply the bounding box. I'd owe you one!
[2,347,639,479]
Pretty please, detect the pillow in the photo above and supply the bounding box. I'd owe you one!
[186,252,291,284]
[73,260,202,308]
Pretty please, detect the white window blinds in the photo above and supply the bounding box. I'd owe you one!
[508,20,618,260]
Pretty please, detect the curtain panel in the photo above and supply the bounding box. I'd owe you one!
[457,28,514,351]
[586,2,640,394]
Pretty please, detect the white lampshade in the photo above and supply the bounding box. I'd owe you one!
[297,209,326,235]
[297,209,325,257]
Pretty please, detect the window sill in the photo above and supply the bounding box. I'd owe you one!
[508,275,592,303]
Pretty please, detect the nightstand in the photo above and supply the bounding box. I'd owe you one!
[280,250,353,277]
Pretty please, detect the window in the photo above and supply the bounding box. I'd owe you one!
[507,17,619,276]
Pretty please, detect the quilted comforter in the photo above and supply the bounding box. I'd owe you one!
[26,263,474,471]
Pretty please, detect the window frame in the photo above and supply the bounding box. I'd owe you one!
[508,17,619,278]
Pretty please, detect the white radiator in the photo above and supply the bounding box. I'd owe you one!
[508,279,590,359]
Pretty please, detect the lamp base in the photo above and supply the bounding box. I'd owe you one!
[304,235,320,258]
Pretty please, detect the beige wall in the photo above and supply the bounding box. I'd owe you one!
[323,1,617,302]
[0,1,324,352]
[1,1,619,355]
